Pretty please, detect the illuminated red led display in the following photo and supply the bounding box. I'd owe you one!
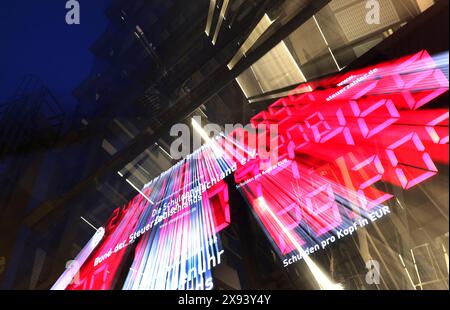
[234,50,449,256]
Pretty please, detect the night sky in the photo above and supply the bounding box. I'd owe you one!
[0,0,110,114]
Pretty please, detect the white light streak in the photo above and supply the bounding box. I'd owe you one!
[158,144,173,159]
[192,117,224,158]
[442,243,449,274]
[80,216,98,231]
[125,178,154,205]
[398,254,417,289]
[256,197,343,290]
[51,227,105,290]
[410,249,423,290]
[313,15,342,71]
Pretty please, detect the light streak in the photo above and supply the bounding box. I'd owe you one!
[398,254,416,289]
[80,216,98,231]
[256,197,343,290]
[51,227,105,290]
[410,249,423,290]
[125,178,154,205]
[312,15,342,71]
[192,117,225,158]
[442,243,449,274]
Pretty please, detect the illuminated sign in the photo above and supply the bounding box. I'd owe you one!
[54,50,448,290]
[54,143,232,290]
[234,50,448,264]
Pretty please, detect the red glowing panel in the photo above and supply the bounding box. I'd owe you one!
[235,50,449,255]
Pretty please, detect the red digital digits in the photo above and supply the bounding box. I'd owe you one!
[235,50,449,255]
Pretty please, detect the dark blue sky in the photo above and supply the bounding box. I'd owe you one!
[0,0,110,114]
